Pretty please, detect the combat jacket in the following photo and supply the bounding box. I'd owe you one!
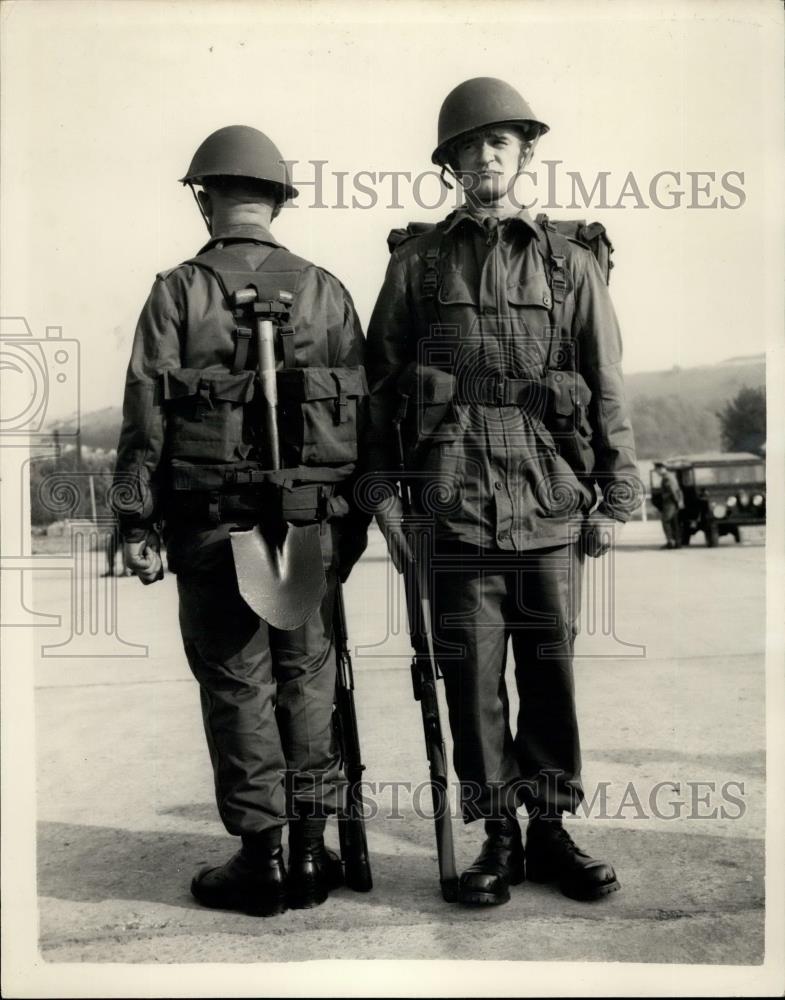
[114,223,365,541]
[365,207,639,551]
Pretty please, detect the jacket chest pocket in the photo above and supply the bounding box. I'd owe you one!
[435,270,478,335]
[505,273,557,370]
[162,369,255,464]
[276,365,368,468]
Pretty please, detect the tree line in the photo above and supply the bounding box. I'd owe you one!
[628,385,764,459]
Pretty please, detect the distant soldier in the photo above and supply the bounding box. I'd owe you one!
[101,516,132,577]
[113,126,368,916]
[366,78,639,906]
[653,461,684,549]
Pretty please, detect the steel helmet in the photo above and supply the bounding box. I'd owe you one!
[432,78,549,167]
[180,125,298,200]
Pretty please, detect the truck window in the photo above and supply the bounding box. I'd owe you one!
[693,464,765,486]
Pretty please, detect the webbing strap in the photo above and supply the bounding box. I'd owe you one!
[231,326,253,373]
[422,249,439,300]
[414,221,577,375]
[280,325,296,368]
[542,224,568,306]
[418,244,444,340]
[330,371,347,424]
[539,223,573,372]
[190,243,305,372]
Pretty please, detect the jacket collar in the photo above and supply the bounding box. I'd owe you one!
[443,206,539,238]
[199,222,282,254]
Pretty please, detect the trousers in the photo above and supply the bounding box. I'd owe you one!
[429,540,585,822]
[660,502,682,547]
[169,521,340,836]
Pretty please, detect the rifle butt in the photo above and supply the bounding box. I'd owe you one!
[338,812,373,892]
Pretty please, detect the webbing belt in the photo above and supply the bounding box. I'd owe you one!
[454,376,547,406]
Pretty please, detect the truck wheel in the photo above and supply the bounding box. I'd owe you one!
[705,521,719,547]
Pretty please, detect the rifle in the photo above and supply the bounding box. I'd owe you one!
[333,581,373,892]
[393,393,460,903]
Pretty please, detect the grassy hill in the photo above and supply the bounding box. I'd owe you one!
[52,354,765,461]
[50,405,124,452]
[624,354,764,458]
[624,355,764,408]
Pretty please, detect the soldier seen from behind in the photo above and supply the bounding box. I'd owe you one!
[113,125,368,917]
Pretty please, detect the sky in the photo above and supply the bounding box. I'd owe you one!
[1,0,783,421]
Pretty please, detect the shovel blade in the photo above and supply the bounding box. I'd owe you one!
[231,522,326,630]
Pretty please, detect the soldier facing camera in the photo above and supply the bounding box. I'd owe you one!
[366,77,640,907]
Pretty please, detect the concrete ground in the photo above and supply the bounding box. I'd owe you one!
[33,521,765,965]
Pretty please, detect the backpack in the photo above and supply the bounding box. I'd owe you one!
[387,213,613,284]
[160,241,367,523]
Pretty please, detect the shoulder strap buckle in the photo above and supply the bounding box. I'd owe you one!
[422,248,440,301]
[549,252,568,305]
[231,326,253,373]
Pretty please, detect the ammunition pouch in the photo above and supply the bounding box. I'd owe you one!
[541,369,595,478]
[161,363,367,472]
[280,482,348,524]
[395,364,457,464]
[277,365,368,469]
[162,368,256,465]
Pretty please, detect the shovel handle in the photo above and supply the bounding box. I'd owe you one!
[257,319,280,470]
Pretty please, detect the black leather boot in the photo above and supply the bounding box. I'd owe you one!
[190,829,288,917]
[287,814,343,910]
[458,814,526,906]
[525,817,620,901]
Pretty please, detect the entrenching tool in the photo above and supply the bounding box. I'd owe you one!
[230,290,326,630]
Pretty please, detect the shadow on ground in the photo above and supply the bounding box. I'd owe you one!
[38,816,764,964]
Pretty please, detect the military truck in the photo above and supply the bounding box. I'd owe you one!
[650,452,766,547]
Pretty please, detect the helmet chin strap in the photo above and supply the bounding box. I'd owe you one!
[439,164,456,190]
[187,182,212,234]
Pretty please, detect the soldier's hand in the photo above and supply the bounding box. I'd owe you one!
[124,530,164,585]
[581,511,624,558]
[375,496,413,574]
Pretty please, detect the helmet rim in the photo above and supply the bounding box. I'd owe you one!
[431,77,549,167]
[179,125,298,199]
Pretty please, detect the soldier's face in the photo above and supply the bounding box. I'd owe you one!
[452,127,530,203]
